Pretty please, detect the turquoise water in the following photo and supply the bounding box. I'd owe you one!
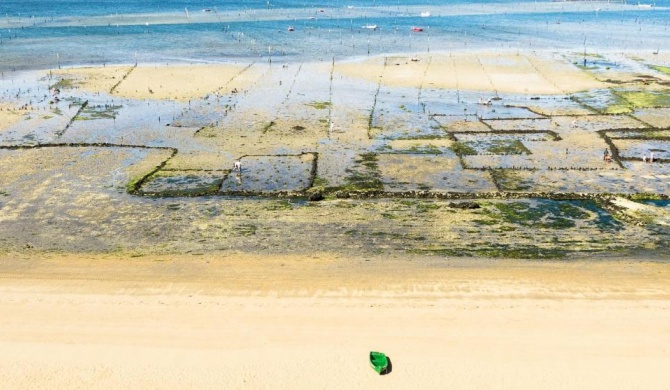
[1,1,669,71]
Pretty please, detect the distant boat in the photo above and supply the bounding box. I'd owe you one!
[287,26,295,31]
[411,26,424,32]
[362,24,378,30]
[202,9,212,12]
[420,11,431,17]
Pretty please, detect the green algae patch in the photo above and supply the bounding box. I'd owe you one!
[138,170,224,197]
[603,103,632,115]
[264,199,294,211]
[262,121,276,134]
[126,175,145,194]
[599,92,633,114]
[411,245,568,259]
[474,200,621,231]
[484,139,530,155]
[573,89,629,114]
[415,202,441,213]
[308,176,330,193]
[628,193,670,201]
[607,129,670,140]
[450,141,477,156]
[575,64,599,71]
[75,104,123,120]
[453,139,530,156]
[412,144,442,155]
[574,52,605,59]
[236,223,257,236]
[307,101,332,110]
[384,144,443,155]
[50,78,75,90]
[490,169,534,192]
[650,65,670,76]
[618,90,670,108]
[579,89,670,114]
[339,152,383,193]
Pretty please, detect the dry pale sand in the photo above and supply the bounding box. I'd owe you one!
[337,51,604,95]
[0,252,668,389]
[50,66,134,94]
[111,64,258,101]
[51,64,260,100]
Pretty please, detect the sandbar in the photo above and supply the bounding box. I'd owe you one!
[336,51,604,95]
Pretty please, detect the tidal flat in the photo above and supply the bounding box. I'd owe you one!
[1,50,670,259]
[2,1,670,387]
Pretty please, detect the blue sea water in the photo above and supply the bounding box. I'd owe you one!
[1,0,669,71]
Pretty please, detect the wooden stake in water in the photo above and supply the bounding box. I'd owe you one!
[427,26,430,53]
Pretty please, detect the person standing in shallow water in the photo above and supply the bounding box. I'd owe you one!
[231,160,243,187]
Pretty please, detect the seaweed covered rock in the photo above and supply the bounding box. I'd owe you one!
[308,192,324,202]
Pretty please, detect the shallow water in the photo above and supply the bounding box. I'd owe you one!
[2,1,670,72]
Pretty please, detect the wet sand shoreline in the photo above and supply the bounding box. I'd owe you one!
[1,250,669,296]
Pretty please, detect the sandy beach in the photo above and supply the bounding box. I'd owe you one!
[0,252,668,389]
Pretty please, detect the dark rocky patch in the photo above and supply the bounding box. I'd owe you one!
[448,201,480,210]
